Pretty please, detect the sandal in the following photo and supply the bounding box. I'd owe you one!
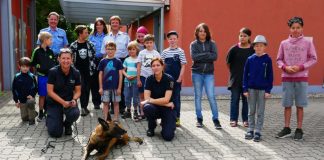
[230,121,237,127]
[243,121,249,127]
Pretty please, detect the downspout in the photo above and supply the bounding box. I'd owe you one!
[159,7,164,53]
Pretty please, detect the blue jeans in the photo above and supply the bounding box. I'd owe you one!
[172,82,181,118]
[192,73,219,121]
[230,87,248,122]
[124,82,140,108]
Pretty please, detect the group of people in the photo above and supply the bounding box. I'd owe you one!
[11,12,317,142]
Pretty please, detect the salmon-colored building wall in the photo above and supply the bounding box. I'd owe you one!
[132,0,324,87]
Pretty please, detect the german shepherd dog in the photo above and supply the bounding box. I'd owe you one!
[83,116,143,160]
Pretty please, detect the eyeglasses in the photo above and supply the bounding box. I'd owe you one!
[106,48,116,51]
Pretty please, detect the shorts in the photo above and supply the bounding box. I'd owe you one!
[101,90,121,103]
[138,76,146,93]
[38,75,48,96]
[282,82,308,107]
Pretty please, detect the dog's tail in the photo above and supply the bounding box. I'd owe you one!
[129,137,144,145]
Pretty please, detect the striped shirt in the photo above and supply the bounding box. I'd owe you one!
[161,47,187,80]
[123,56,138,83]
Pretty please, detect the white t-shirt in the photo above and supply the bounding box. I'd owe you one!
[137,49,160,78]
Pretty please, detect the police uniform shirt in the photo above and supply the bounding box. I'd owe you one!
[100,31,130,59]
[47,66,81,105]
[89,32,106,58]
[37,27,69,55]
[145,73,174,102]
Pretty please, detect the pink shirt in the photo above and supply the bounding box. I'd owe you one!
[276,35,317,82]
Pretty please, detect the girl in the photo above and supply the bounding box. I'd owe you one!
[226,28,254,127]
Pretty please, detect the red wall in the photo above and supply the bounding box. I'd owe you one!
[132,0,324,87]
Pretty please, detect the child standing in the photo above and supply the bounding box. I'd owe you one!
[12,57,38,125]
[137,34,161,121]
[226,28,254,127]
[122,41,140,120]
[243,35,273,142]
[276,17,317,140]
[31,31,57,122]
[98,41,123,121]
[161,31,187,127]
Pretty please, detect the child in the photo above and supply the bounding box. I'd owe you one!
[12,57,38,125]
[276,17,317,140]
[98,41,123,121]
[243,35,273,142]
[161,31,187,127]
[122,41,140,120]
[137,34,161,121]
[226,28,254,127]
[31,31,57,122]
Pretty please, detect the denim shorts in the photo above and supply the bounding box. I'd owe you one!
[37,75,48,96]
[138,76,146,93]
[282,82,308,107]
[102,90,121,103]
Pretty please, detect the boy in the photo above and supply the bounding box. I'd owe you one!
[276,17,317,140]
[122,41,140,120]
[243,35,273,142]
[31,31,57,122]
[161,31,187,127]
[12,57,38,125]
[137,34,161,121]
[98,41,123,121]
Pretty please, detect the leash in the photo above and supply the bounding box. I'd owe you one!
[41,122,83,153]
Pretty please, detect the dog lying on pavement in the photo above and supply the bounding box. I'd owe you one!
[83,117,143,160]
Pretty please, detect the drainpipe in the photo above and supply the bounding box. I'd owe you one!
[20,0,25,57]
[159,7,164,53]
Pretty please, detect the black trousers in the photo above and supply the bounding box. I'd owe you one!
[80,73,101,109]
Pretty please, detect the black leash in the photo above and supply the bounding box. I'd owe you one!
[41,122,82,153]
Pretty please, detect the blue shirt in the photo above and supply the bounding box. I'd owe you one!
[37,27,69,55]
[98,58,123,90]
[123,57,138,83]
[89,32,106,58]
[101,31,130,58]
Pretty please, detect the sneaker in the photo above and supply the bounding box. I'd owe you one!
[140,115,146,120]
[122,111,131,119]
[146,129,155,137]
[81,108,89,116]
[243,121,249,127]
[293,128,303,141]
[230,121,237,127]
[176,118,181,127]
[37,110,44,122]
[245,131,254,140]
[94,105,100,110]
[29,120,35,125]
[276,127,291,138]
[65,125,72,135]
[213,119,222,129]
[133,112,139,121]
[196,118,204,128]
[253,132,261,142]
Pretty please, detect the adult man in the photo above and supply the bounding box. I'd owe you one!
[101,15,130,114]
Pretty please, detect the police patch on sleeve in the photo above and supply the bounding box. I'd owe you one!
[170,81,174,89]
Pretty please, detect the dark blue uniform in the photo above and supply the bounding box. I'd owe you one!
[46,66,81,138]
[143,73,176,141]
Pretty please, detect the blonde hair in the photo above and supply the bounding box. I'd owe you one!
[38,31,52,44]
[47,12,59,19]
[109,15,121,24]
[127,41,140,53]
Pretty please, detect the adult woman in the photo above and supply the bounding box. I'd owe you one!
[190,23,222,129]
[142,58,176,141]
[226,28,254,127]
[46,48,81,138]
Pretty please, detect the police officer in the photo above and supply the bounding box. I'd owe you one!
[142,58,176,141]
[46,48,80,138]
[37,12,69,57]
[101,15,130,114]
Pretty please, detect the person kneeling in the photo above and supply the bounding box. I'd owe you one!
[46,48,81,138]
[142,58,176,141]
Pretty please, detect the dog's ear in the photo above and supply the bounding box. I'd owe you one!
[106,112,112,122]
[98,118,109,130]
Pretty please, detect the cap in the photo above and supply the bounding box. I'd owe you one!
[253,35,267,45]
[137,26,148,35]
[166,30,178,38]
